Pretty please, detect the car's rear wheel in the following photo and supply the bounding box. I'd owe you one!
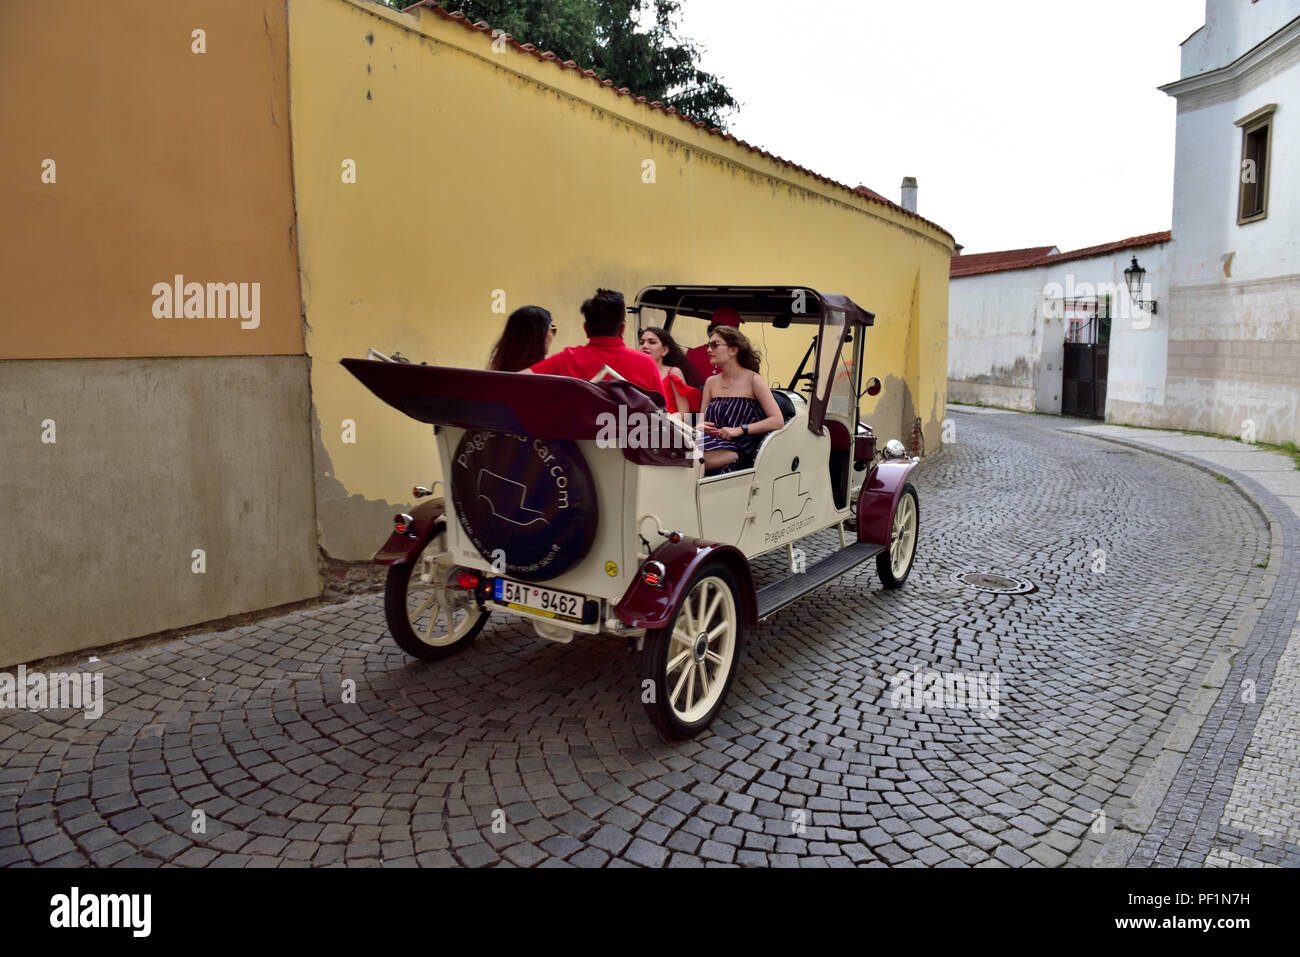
[876,484,919,589]
[384,523,489,660]
[640,564,744,739]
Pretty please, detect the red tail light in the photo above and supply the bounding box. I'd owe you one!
[642,561,666,588]
[456,571,480,589]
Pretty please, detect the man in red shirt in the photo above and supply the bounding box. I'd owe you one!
[684,306,742,384]
[529,289,664,401]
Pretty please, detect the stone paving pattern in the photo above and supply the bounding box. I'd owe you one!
[1221,623,1300,848]
[0,413,1273,867]
[1075,426,1300,868]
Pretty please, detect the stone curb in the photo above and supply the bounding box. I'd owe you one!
[1063,428,1286,868]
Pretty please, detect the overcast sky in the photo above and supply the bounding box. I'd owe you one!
[674,0,1207,253]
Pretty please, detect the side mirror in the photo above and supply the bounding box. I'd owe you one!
[864,377,882,397]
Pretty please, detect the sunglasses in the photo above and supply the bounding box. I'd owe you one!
[550,325,557,334]
[705,341,726,350]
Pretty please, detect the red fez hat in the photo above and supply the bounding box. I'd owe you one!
[711,306,742,327]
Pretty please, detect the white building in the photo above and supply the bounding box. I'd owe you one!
[948,234,1172,416]
[949,1,1298,440]
[1130,0,1300,444]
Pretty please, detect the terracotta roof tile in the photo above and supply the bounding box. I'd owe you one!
[1045,230,1172,268]
[951,231,1171,278]
[950,245,1059,278]
[398,2,954,244]
[852,185,890,204]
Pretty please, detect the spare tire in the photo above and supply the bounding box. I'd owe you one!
[449,430,599,582]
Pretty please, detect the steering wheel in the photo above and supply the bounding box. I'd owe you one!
[788,371,816,398]
[787,335,819,398]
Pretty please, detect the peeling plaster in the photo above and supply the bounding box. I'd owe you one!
[962,355,1036,388]
[866,373,912,449]
[310,402,403,562]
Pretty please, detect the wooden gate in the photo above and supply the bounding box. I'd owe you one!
[1062,342,1108,419]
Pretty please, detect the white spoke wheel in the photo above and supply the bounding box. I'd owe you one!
[384,522,489,660]
[640,564,744,740]
[876,484,919,589]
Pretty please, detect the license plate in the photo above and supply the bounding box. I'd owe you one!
[493,579,587,623]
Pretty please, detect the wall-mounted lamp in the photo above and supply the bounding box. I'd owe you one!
[1123,256,1157,314]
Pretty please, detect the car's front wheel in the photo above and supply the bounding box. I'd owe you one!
[876,483,919,589]
[384,523,489,660]
[640,564,744,739]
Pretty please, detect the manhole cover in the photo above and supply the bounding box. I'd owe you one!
[951,571,1036,594]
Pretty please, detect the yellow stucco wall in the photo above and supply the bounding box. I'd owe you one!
[0,0,303,359]
[289,0,952,560]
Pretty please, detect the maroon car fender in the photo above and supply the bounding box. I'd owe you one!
[615,539,758,630]
[856,461,917,547]
[374,497,447,566]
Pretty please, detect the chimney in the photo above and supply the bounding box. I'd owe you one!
[900,176,917,213]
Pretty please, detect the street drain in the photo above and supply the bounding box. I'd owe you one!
[951,571,1037,594]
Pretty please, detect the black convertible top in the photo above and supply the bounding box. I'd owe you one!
[632,285,874,327]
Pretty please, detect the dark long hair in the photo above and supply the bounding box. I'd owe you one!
[488,305,552,372]
[711,325,762,374]
[641,325,703,388]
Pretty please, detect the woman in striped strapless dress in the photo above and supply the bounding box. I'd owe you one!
[696,325,786,475]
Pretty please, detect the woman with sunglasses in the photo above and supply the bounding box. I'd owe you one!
[487,305,555,372]
[696,326,785,475]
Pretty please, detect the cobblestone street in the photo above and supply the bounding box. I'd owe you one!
[0,410,1280,868]
[1072,425,1300,868]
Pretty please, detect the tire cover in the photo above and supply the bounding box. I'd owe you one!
[450,430,598,582]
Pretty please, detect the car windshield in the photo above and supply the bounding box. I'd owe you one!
[816,306,848,407]
[828,344,855,419]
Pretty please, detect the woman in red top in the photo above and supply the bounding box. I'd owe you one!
[639,326,702,412]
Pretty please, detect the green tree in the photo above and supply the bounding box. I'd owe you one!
[383,0,738,129]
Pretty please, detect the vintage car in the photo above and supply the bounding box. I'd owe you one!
[342,285,919,739]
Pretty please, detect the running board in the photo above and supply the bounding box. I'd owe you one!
[756,541,885,621]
